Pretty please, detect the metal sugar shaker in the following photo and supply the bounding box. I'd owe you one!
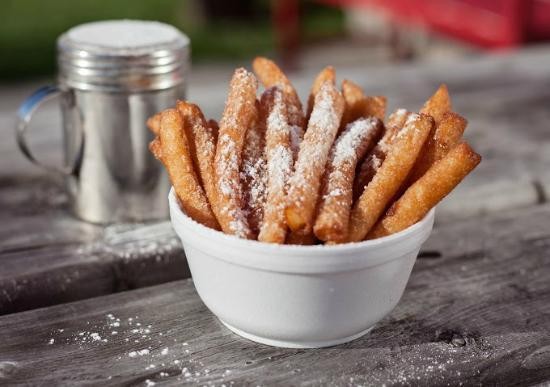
[15,20,189,223]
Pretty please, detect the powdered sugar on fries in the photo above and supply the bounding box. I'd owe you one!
[266,92,293,195]
[285,80,344,235]
[217,134,250,237]
[289,84,339,204]
[241,122,267,235]
[258,87,294,243]
[314,117,381,242]
[332,118,380,167]
[214,68,258,238]
[149,59,480,244]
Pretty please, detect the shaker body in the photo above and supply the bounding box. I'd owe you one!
[55,20,189,224]
[61,85,184,223]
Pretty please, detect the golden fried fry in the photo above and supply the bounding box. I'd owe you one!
[286,121,310,244]
[149,59,481,245]
[286,81,344,234]
[421,84,451,125]
[214,68,258,238]
[176,101,219,220]
[386,108,411,131]
[252,57,305,129]
[353,109,410,199]
[306,66,336,118]
[347,113,434,242]
[359,96,386,120]
[158,109,219,229]
[241,101,266,238]
[341,80,386,128]
[341,80,363,130]
[314,117,382,243]
[369,142,481,238]
[148,136,162,160]
[282,119,309,243]
[342,79,364,106]
[146,112,161,135]
[407,111,467,183]
[257,87,294,243]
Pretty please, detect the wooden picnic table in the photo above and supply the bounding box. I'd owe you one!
[1,47,550,385]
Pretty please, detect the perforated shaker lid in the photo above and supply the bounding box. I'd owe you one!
[57,20,190,92]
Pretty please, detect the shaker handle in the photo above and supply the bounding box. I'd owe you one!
[15,85,81,175]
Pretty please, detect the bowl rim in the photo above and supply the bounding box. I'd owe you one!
[168,188,435,254]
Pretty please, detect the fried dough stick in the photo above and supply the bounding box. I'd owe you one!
[287,117,310,244]
[241,102,266,238]
[403,84,452,186]
[156,109,219,229]
[347,113,434,242]
[149,136,162,160]
[341,79,386,128]
[306,66,336,118]
[257,87,294,243]
[314,117,382,243]
[369,142,481,239]
[407,111,467,183]
[286,81,345,235]
[214,68,258,238]
[252,57,305,129]
[146,112,161,135]
[353,108,410,199]
[176,101,219,219]
[421,84,451,125]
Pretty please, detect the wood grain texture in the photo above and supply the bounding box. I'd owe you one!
[0,176,189,315]
[0,203,549,386]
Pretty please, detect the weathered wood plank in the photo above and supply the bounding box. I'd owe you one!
[0,176,188,315]
[1,203,549,386]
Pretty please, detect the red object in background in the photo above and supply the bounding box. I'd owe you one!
[272,0,300,68]
[321,0,550,48]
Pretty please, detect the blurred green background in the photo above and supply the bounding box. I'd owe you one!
[0,0,344,81]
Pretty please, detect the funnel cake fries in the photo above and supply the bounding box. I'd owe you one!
[257,88,294,244]
[146,112,161,135]
[347,113,434,242]
[341,80,387,128]
[314,117,382,243]
[408,111,467,183]
[157,109,219,229]
[353,108,410,199]
[214,68,258,238]
[369,142,481,238]
[306,66,336,118]
[421,84,451,125]
[148,137,162,160]
[241,105,266,238]
[176,101,219,218]
[252,57,305,130]
[286,81,345,235]
[149,61,481,244]
[287,123,307,244]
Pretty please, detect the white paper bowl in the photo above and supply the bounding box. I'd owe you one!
[168,188,434,348]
